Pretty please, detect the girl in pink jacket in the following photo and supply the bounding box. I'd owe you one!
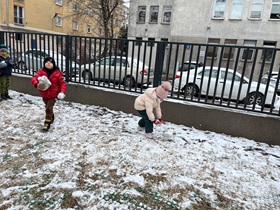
[134,81,171,137]
[31,57,66,131]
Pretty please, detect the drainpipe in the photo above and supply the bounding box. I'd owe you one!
[6,0,9,30]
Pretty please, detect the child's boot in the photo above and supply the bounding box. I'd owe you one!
[5,92,12,99]
[1,94,7,100]
[51,114,55,124]
[42,119,52,131]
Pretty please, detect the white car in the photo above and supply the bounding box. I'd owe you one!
[261,71,280,95]
[17,49,79,77]
[81,56,154,87]
[174,66,279,106]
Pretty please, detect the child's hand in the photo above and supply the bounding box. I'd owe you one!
[37,83,46,90]
[153,119,162,126]
[57,92,65,100]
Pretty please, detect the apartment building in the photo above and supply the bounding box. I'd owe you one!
[128,0,280,76]
[0,0,123,37]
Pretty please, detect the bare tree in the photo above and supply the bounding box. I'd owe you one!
[65,0,124,38]
[64,0,125,57]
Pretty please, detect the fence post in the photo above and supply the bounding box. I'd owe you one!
[153,42,165,87]
[65,35,70,82]
[0,31,4,44]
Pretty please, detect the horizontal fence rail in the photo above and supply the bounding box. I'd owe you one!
[1,31,280,116]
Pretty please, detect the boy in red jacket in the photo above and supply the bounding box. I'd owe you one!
[31,57,66,131]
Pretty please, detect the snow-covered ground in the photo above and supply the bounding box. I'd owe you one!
[1,90,280,209]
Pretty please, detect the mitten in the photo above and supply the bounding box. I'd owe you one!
[153,119,161,126]
[158,118,165,124]
[57,92,65,100]
[37,83,46,90]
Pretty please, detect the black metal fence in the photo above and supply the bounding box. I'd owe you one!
[1,31,280,116]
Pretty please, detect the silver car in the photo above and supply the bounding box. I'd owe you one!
[81,56,154,87]
[17,49,79,77]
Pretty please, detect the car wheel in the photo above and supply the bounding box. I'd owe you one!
[18,62,27,71]
[246,92,264,106]
[82,70,92,82]
[123,76,136,88]
[183,83,199,96]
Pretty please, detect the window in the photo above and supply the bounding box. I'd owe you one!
[114,58,128,67]
[213,0,226,19]
[137,6,146,23]
[223,39,237,59]
[221,71,241,81]
[261,41,276,62]
[56,16,62,27]
[270,0,280,19]
[242,40,256,61]
[162,5,172,23]
[87,9,93,16]
[55,0,62,6]
[136,37,142,46]
[87,25,92,33]
[73,2,78,11]
[14,6,24,25]
[230,0,244,19]
[150,6,159,23]
[207,38,220,58]
[72,21,78,30]
[249,0,264,19]
[199,69,219,78]
[148,38,155,46]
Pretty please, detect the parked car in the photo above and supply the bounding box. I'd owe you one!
[261,71,280,95]
[81,56,154,87]
[174,66,279,106]
[178,61,203,71]
[17,49,79,77]
[9,48,19,69]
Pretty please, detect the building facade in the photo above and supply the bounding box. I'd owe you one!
[0,0,123,37]
[128,0,280,76]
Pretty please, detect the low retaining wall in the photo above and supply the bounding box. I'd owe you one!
[10,75,280,145]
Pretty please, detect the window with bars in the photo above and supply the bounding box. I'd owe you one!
[14,5,24,25]
[249,0,264,19]
[212,0,226,19]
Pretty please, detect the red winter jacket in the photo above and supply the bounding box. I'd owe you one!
[31,68,66,99]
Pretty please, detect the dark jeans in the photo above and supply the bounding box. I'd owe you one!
[137,110,153,133]
[43,98,56,120]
